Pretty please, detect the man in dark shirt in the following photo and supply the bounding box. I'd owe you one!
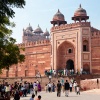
[64,80,70,97]
[57,80,61,97]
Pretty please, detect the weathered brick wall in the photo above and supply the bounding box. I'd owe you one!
[80,78,100,90]
[91,36,100,73]
[0,40,51,78]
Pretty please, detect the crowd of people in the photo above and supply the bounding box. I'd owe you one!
[45,77,80,97]
[0,76,81,100]
[44,68,85,78]
[0,80,42,100]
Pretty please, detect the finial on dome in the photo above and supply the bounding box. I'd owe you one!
[29,23,30,26]
[79,4,82,8]
[58,9,60,13]
[38,24,40,27]
[23,28,24,31]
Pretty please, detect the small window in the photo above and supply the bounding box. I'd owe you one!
[83,45,87,51]
[83,40,89,51]
[68,49,72,53]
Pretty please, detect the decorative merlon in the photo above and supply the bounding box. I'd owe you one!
[17,40,50,48]
[51,22,90,32]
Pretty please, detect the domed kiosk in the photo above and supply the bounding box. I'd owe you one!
[72,4,89,22]
[26,23,33,32]
[44,28,49,36]
[51,9,67,26]
[34,24,43,34]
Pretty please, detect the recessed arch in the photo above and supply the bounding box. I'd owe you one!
[57,41,75,70]
[83,40,89,51]
[66,59,74,70]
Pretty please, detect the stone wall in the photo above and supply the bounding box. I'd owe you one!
[80,78,100,90]
[0,40,51,78]
[91,36,100,73]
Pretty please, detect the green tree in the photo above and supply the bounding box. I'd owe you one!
[0,0,26,71]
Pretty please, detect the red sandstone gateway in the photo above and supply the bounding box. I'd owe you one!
[0,5,100,78]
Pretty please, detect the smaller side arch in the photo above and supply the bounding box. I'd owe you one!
[66,59,74,70]
[83,40,89,51]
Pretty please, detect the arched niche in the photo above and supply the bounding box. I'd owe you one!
[57,41,75,70]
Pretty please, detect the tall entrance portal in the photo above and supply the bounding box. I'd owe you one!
[57,41,75,70]
[66,59,74,70]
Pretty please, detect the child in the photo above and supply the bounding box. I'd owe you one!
[45,84,48,92]
[76,84,80,95]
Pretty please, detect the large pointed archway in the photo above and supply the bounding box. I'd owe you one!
[57,41,75,70]
[66,59,74,70]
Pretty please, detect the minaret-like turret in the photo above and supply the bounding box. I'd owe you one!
[72,4,89,22]
[51,9,67,26]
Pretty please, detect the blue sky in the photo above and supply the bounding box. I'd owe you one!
[11,0,100,43]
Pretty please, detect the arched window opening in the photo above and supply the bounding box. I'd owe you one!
[68,48,72,53]
[83,40,89,51]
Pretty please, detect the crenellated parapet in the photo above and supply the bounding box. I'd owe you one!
[17,43,25,48]
[91,31,100,38]
[51,22,90,32]
[25,40,50,47]
[17,40,50,48]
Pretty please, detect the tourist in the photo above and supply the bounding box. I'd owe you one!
[30,82,33,93]
[48,75,52,82]
[72,69,74,75]
[57,80,61,97]
[70,77,74,84]
[38,82,41,92]
[97,79,99,89]
[47,82,52,92]
[53,70,56,77]
[69,82,73,92]
[64,80,70,97]
[14,90,20,100]
[80,67,83,75]
[44,84,48,92]
[76,84,80,95]
[63,68,66,76]
[69,69,72,75]
[73,81,77,93]
[52,83,56,92]
[60,77,64,86]
[36,95,41,100]
[34,84,38,96]
[30,93,35,100]
[66,69,68,76]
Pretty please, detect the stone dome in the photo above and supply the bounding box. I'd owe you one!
[44,28,49,36]
[74,4,87,17]
[34,24,43,34]
[26,23,33,31]
[53,9,65,21]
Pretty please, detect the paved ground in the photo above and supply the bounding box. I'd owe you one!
[11,89,100,100]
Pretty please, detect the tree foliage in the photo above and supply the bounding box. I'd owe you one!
[0,0,26,71]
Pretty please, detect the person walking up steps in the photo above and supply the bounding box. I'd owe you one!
[64,80,70,97]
